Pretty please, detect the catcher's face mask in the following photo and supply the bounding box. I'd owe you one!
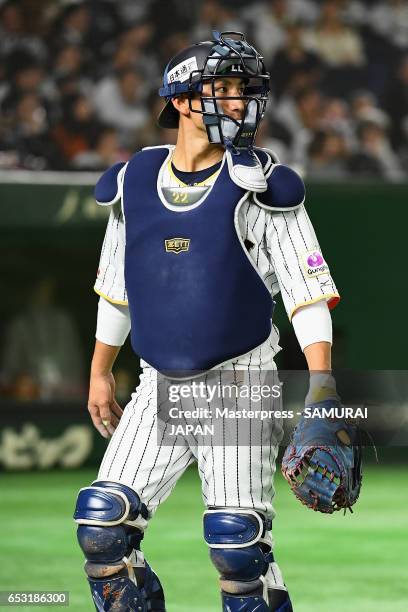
[158,31,270,151]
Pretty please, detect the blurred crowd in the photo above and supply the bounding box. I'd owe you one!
[1,0,408,180]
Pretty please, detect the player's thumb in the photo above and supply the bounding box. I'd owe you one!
[99,402,115,434]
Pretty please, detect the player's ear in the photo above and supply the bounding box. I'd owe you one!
[172,94,190,119]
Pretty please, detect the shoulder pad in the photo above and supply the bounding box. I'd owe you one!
[94,162,126,206]
[253,148,270,169]
[254,164,305,211]
[253,147,280,172]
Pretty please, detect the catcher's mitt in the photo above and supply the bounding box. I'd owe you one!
[281,399,362,513]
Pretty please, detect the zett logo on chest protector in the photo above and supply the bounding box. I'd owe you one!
[165,238,190,254]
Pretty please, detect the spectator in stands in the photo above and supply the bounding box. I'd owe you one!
[193,0,244,43]
[303,0,366,67]
[1,277,85,400]
[271,21,323,99]
[351,89,390,131]
[85,0,122,57]
[288,0,320,24]
[369,0,408,51]
[155,31,191,71]
[255,117,293,165]
[243,0,291,63]
[51,42,94,105]
[120,21,155,53]
[0,0,46,60]
[54,43,83,78]
[72,126,127,170]
[342,0,368,27]
[1,53,48,111]
[275,86,324,168]
[349,120,404,180]
[1,90,59,170]
[50,1,91,49]
[306,129,350,179]
[93,67,149,148]
[149,0,200,42]
[51,93,102,168]
[320,97,355,145]
[13,91,48,137]
[117,0,155,24]
[108,22,159,81]
[54,72,83,102]
[109,39,140,73]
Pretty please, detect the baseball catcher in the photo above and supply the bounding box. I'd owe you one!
[73,30,345,611]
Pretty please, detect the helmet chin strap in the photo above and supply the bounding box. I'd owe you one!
[220,117,241,145]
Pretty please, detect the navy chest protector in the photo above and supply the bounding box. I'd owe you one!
[94,146,305,378]
[122,147,273,378]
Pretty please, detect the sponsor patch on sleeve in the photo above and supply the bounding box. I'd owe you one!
[167,56,198,84]
[302,249,329,277]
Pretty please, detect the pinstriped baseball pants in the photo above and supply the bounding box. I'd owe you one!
[97,364,283,524]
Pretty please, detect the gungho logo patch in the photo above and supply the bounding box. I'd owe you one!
[302,249,329,277]
[165,238,190,254]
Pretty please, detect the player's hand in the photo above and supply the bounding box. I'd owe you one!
[88,372,123,438]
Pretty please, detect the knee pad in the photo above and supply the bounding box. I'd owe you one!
[203,509,292,612]
[74,480,148,576]
[74,481,165,611]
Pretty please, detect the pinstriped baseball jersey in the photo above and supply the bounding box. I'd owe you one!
[95,149,339,526]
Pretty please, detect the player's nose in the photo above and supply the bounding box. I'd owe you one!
[224,93,245,120]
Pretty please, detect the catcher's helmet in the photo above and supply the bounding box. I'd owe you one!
[158,31,270,150]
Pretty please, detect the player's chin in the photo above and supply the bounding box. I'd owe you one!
[228,113,244,122]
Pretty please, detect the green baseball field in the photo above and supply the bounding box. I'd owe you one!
[1,465,407,611]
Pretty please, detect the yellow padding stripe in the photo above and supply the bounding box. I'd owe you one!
[94,287,128,306]
[290,294,340,321]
